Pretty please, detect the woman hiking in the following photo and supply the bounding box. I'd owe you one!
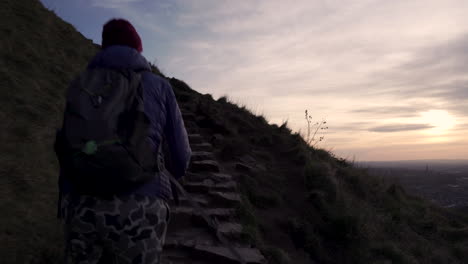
[55,18,191,264]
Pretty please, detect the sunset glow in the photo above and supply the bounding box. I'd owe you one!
[420,110,457,135]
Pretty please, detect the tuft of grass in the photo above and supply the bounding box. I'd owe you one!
[323,211,361,244]
[439,226,468,242]
[281,217,309,249]
[217,95,228,104]
[237,195,262,246]
[219,138,250,161]
[239,174,282,209]
[249,191,282,209]
[278,120,292,134]
[371,243,415,264]
[32,246,63,264]
[303,161,337,201]
[263,247,291,264]
[304,109,328,147]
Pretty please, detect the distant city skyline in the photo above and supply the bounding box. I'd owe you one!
[40,0,468,161]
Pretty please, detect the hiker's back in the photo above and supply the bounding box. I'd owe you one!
[58,45,191,199]
[57,19,191,264]
[60,68,157,195]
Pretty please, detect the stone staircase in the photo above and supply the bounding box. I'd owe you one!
[161,112,266,264]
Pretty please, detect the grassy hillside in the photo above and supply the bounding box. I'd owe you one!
[2,0,468,263]
[0,0,98,262]
[173,90,468,264]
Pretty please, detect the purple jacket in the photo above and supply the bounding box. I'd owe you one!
[59,45,191,200]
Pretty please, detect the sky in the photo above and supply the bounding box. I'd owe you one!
[40,0,468,161]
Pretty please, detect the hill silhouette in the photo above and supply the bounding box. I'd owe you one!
[2,1,468,263]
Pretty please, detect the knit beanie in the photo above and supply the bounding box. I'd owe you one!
[102,19,143,53]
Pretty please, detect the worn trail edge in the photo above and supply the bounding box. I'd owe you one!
[161,115,266,264]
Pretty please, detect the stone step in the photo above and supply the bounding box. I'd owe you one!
[165,228,216,249]
[213,181,238,192]
[169,207,196,228]
[187,128,200,135]
[161,257,199,264]
[235,163,254,173]
[211,173,234,182]
[209,192,242,207]
[183,119,196,127]
[191,151,215,162]
[183,180,214,193]
[190,160,220,173]
[217,223,243,240]
[184,180,238,193]
[175,188,240,209]
[161,249,213,264]
[161,249,192,264]
[182,112,197,122]
[197,208,237,221]
[168,194,210,208]
[187,172,233,183]
[188,134,204,144]
[161,257,207,264]
[192,245,266,264]
[162,239,260,264]
[165,225,245,252]
[191,143,213,152]
[169,207,237,228]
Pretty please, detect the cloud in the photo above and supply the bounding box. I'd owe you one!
[332,122,373,132]
[367,34,468,101]
[90,0,143,9]
[352,105,430,118]
[454,122,468,131]
[88,0,168,33]
[354,33,468,122]
[167,1,468,100]
[369,124,434,133]
[397,34,468,79]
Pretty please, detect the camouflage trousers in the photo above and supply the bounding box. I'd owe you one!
[61,194,170,264]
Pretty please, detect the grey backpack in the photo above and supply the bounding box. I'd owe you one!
[56,68,158,195]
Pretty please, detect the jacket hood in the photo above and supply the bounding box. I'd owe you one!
[88,45,151,72]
